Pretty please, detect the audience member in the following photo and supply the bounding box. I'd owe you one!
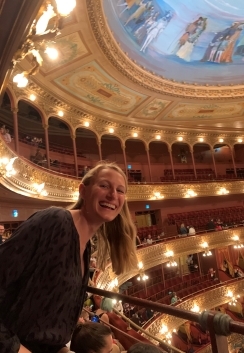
[179,223,188,236]
[70,322,120,353]
[95,297,114,325]
[188,225,196,235]
[127,342,163,353]
[3,128,11,143]
[171,292,181,305]
[147,234,153,245]
[145,307,154,320]
[206,219,215,232]
[208,268,216,280]
[113,300,123,315]
[130,313,142,330]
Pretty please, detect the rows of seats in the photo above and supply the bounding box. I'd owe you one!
[164,168,213,176]
[136,225,159,238]
[167,206,244,231]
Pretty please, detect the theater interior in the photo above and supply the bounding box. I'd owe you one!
[1,1,244,352]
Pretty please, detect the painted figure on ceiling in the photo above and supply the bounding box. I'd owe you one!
[202,22,244,63]
[235,34,244,56]
[117,0,142,17]
[124,1,152,26]
[175,17,207,62]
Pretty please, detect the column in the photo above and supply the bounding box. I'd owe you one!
[230,146,237,177]
[97,140,102,161]
[72,135,78,177]
[211,148,217,178]
[190,147,197,179]
[43,124,50,169]
[168,147,175,180]
[146,147,152,182]
[121,144,128,179]
[12,107,19,153]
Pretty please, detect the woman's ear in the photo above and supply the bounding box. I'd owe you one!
[79,183,85,198]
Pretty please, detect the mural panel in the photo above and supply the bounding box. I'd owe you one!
[135,98,171,119]
[54,61,147,114]
[104,0,244,84]
[164,102,244,120]
[41,32,88,73]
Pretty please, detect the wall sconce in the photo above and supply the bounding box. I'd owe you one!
[238,139,243,143]
[218,187,229,195]
[109,278,119,293]
[29,94,36,101]
[178,136,183,141]
[0,157,18,177]
[84,121,90,127]
[185,189,197,198]
[109,128,114,133]
[159,324,176,344]
[33,182,48,196]
[232,235,244,249]
[226,290,240,306]
[154,192,164,200]
[165,251,177,267]
[137,262,149,281]
[199,137,204,142]
[202,242,212,256]
[133,132,138,138]
[191,303,200,313]
[156,135,161,140]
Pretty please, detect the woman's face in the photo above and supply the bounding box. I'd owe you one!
[81,168,126,225]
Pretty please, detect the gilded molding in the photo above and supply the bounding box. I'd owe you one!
[95,229,244,289]
[87,0,244,99]
[145,280,244,338]
[1,138,244,201]
[9,81,243,147]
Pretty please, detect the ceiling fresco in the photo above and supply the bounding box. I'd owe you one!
[104,0,244,84]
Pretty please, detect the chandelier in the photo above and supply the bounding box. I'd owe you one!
[232,235,244,249]
[159,324,176,345]
[137,262,149,281]
[165,251,178,267]
[0,157,18,177]
[202,242,212,257]
[12,0,76,87]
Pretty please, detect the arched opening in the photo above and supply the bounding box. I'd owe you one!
[76,128,99,176]
[213,143,233,178]
[171,142,194,181]
[148,141,170,182]
[125,139,147,182]
[101,134,124,170]
[193,143,215,180]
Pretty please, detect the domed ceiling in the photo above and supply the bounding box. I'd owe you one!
[10,0,244,133]
[105,0,244,85]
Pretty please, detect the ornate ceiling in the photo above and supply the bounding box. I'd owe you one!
[11,0,244,133]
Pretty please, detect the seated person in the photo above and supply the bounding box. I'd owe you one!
[188,226,196,236]
[95,297,114,325]
[208,268,216,280]
[171,292,181,305]
[70,322,120,353]
[127,342,162,353]
[146,234,153,245]
[206,219,215,232]
[179,223,188,236]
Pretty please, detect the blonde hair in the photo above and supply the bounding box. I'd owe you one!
[70,161,137,275]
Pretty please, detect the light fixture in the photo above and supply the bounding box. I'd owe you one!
[13,73,28,88]
[165,251,177,267]
[159,324,176,344]
[58,111,64,117]
[109,278,119,293]
[29,94,36,101]
[84,121,90,127]
[32,182,48,196]
[218,187,229,195]
[45,47,58,60]
[226,290,240,306]
[202,242,212,257]
[12,1,77,87]
[238,138,243,143]
[0,157,18,177]
[55,0,76,16]
[156,135,161,140]
[185,189,197,198]
[133,132,138,138]
[178,136,183,141]
[191,303,200,313]
[137,262,149,281]
[109,128,114,133]
[232,235,244,249]
[199,137,204,142]
[219,138,224,143]
[154,192,164,200]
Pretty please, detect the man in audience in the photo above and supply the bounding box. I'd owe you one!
[206,219,215,232]
[70,322,120,353]
[127,342,163,353]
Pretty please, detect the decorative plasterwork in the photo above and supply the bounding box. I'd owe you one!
[95,228,244,290]
[87,0,244,99]
[2,138,244,202]
[10,82,244,147]
[146,280,244,338]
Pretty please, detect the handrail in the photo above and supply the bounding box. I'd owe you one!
[87,286,244,353]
